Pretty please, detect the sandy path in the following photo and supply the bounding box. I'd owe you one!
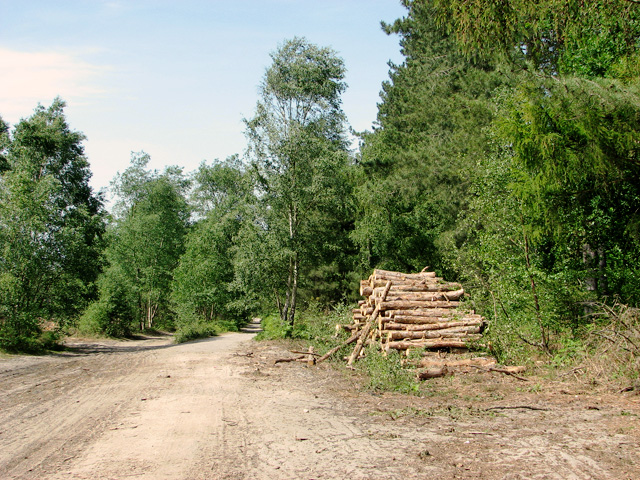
[0,324,421,480]
[1,321,639,480]
[0,328,262,480]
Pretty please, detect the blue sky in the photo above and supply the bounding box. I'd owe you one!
[0,1,406,193]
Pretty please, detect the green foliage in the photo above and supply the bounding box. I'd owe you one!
[190,155,251,218]
[432,0,640,77]
[354,0,512,275]
[0,99,106,351]
[357,1,640,362]
[243,37,356,330]
[255,313,291,340]
[171,158,256,338]
[173,321,219,344]
[255,302,353,354]
[77,265,136,337]
[358,347,420,395]
[83,153,189,336]
[172,211,244,327]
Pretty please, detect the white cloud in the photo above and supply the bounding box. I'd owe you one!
[0,47,107,124]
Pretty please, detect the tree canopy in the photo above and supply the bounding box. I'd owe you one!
[0,99,105,350]
[2,4,640,358]
[243,37,355,332]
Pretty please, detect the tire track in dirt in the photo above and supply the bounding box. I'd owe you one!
[0,341,172,479]
[1,326,639,480]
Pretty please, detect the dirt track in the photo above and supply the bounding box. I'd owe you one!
[1,321,639,480]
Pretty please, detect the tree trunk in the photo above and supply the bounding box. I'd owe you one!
[281,256,294,324]
[274,289,283,319]
[419,357,496,368]
[523,229,548,352]
[598,246,607,296]
[386,308,474,318]
[418,367,449,379]
[384,319,484,331]
[387,314,483,324]
[374,284,462,294]
[377,288,465,303]
[287,253,299,327]
[385,328,482,341]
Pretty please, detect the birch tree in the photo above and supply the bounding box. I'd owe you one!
[244,37,351,331]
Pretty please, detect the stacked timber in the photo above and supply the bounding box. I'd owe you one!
[352,269,485,353]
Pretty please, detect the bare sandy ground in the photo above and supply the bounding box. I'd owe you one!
[1,321,639,480]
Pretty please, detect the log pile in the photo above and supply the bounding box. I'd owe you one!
[317,268,527,380]
[350,269,485,354]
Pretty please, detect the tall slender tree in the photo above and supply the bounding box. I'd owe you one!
[244,37,353,330]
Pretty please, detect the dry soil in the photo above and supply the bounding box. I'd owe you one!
[0,320,638,479]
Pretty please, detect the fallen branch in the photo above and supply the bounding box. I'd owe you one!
[316,331,360,364]
[470,365,529,381]
[347,280,392,367]
[273,355,305,364]
[417,366,449,380]
[290,350,321,357]
[485,405,548,411]
[619,383,640,393]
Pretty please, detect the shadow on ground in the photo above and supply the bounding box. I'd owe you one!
[241,318,262,334]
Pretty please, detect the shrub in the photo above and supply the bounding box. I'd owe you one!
[358,347,421,394]
[173,321,219,343]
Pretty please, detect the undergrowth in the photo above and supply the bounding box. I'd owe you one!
[174,318,239,343]
[358,346,421,394]
[574,302,640,385]
[256,300,640,393]
[256,302,425,394]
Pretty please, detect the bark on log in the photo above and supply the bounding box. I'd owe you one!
[336,323,356,334]
[273,355,306,364]
[383,320,484,331]
[370,278,444,288]
[378,289,465,303]
[386,329,482,341]
[388,309,476,317]
[347,280,392,367]
[471,365,528,381]
[360,280,372,297]
[384,315,483,326]
[389,313,481,324]
[417,367,449,380]
[374,284,462,294]
[378,300,460,310]
[373,269,437,279]
[386,339,471,350]
[420,357,496,368]
[360,306,375,315]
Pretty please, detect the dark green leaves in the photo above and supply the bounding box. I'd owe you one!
[0,99,105,350]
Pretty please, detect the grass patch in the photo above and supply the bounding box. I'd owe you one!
[173,321,219,343]
[255,303,428,394]
[256,303,355,355]
[357,347,421,395]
